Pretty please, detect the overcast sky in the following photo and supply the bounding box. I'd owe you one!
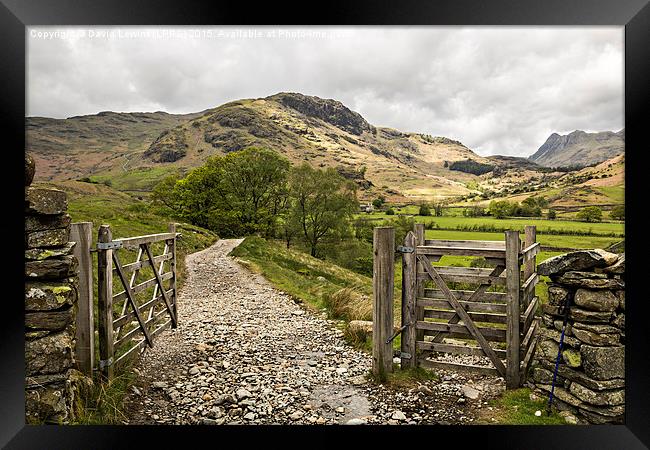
[27,26,623,157]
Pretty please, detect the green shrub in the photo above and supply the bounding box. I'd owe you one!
[385,208,395,215]
[610,205,624,220]
[419,204,432,216]
[577,206,603,223]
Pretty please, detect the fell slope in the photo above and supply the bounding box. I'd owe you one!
[27,93,490,201]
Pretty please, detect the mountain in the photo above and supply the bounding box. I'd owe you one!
[529,129,624,168]
[27,92,491,201]
[27,110,206,182]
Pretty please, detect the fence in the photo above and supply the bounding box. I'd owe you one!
[373,223,540,388]
[71,222,180,380]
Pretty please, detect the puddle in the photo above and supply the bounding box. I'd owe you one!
[309,384,371,423]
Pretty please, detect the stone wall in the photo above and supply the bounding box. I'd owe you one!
[530,249,625,424]
[24,154,86,424]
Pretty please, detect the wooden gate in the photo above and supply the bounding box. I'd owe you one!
[96,223,179,379]
[373,223,540,388]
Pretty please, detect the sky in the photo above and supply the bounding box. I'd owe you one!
[27,26,623,157]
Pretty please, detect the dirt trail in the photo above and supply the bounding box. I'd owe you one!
[123,239,504,425]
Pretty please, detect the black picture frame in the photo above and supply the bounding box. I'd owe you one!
[2,0,648,448]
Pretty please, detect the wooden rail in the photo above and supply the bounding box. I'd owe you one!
[374,223,540,389]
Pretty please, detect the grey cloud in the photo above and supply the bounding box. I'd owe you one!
[27,26,623,157]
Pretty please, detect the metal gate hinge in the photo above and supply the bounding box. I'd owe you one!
[396,246,414,253]
[97,241,123,250]
[99,357,113,369]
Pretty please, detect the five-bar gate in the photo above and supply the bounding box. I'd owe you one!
[373,223,540,388]
[96,223,179,379]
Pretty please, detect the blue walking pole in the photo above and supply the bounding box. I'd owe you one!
[547,295,571,416]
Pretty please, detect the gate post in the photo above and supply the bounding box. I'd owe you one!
[413,223,425,346]
[168,222,178,328]
[373,227,394,379]
[401,231,417,369]
[97,225,114,380]
[70,222,94,376]
[505,230,521,388]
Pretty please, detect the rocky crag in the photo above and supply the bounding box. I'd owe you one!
[531,249,625,424]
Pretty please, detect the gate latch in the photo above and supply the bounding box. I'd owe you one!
[99,357,113,369]
[97,241,123,250]
[400,352,412,360]
[385,323,411,344]
[396,246,414,253]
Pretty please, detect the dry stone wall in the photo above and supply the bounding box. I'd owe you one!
[531,249,625,424]
[24,154,87,424]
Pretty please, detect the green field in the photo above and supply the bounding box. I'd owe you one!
[89,166,181,192]
[359,212,624,236]
[423,229,620,250]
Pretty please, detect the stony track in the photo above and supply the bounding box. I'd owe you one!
[123,239,504,425]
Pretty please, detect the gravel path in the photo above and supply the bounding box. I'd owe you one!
[123,239,505,425]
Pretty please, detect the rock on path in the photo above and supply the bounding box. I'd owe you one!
[122,239,505,425]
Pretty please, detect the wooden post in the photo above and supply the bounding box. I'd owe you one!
[70,222,94,376]
[168,222,178,328]
[505,230,521,389]
[414,223,425,347]
[373,227,394,379]
[523,225,537,309]
[401,231,417,369]
[97,225,114,380]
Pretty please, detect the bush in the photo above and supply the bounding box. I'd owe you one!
[547,209,557,220]
[610,205,625,220]
[489,200,517,219]
[385,208,395,215]
[576,206,603,223]
[419,204,432,216]
[372,197,386,208]
[464,205,485,217]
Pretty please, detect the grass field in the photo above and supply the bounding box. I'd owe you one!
[359,212,624,236]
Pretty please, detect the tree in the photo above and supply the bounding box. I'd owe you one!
[419,203,432,216]
[433,202,445,217]
[547,209,557,220]
[372,196,386,209]
[519,197,543,217]
[288,164,358,257]
[151,173,182,213]
[150,147,291,237]
[577,206,603,223]
[464,205,485,217]
[218,147,291,235]
[489,200,517,219]
[610,205,625,220]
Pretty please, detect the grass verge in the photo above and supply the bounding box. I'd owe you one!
[476,387,567,425]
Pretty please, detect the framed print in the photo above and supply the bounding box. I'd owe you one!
[2,0,649,448]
